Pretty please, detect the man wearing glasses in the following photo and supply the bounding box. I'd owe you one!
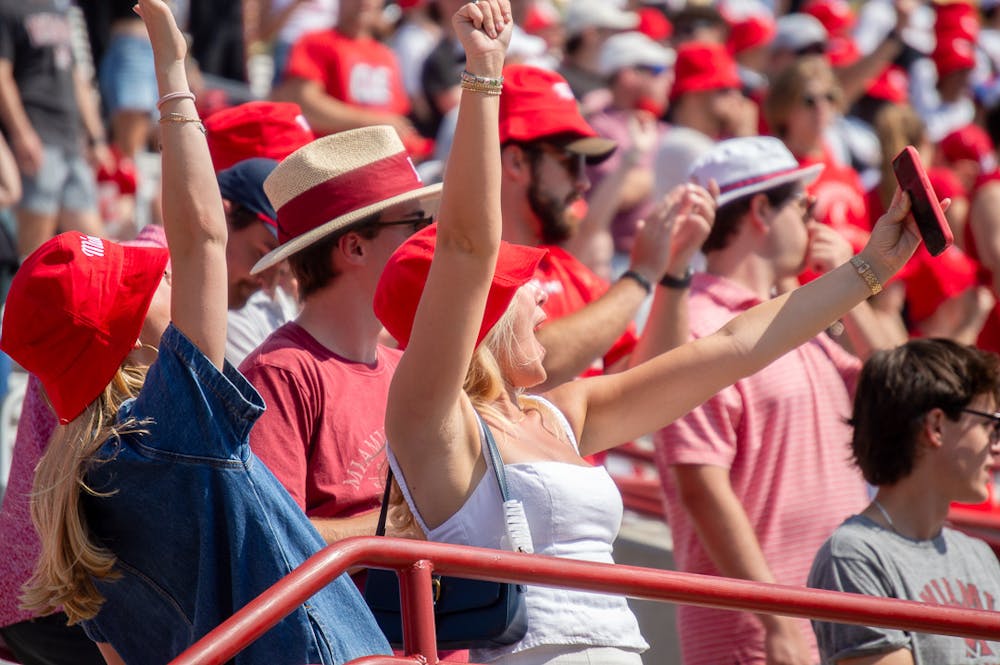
[809,338,1000,665]
[239,126,440,545]
[496,64,684,391]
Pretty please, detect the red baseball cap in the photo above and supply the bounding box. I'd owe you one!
[374,224,547,349]
[498,65,616,160]
[637,7,673,42]
[933,34,977,78]
[671,42,740,101]
[205,101,315,172]
[726,14,776,56]
[940,124,996,169]
[801,0,856,36]
[1,233,169,423]
[866,65,909,104]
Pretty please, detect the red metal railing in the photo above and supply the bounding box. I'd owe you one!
[169,536,1000,665]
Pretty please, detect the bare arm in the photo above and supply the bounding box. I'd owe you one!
[674,464,812,665]
[384,0,511,529]
[138,0,228,368]
[0,59,42,175]
[546,188,920,457]
[0,131,22,208]
[630,183,717,364]
[97,642,127,665]
[71,66,106,149]
[272,77,415,137]
[311,510,381,543]
[970,183,1000,297]
[838,650,915,665]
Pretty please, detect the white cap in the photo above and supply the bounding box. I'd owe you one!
[565,0,639,37]
[599,31,676,76]
[689,136,824,207]
[772,13,828,52]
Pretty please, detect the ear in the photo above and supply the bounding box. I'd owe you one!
[501,145,530,184]
[747,192,771,232]
[336,231,367,267]
[921,408,947,450]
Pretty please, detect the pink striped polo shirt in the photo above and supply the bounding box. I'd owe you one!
[654,273,869,665]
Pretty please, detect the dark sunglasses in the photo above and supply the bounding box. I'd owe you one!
[532,143,587,179]
[962,408,1000,444]
[376,212,434,233]
[801,92,838,109]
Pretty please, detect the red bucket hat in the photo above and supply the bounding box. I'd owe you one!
[498,65,616,160]
[0,233,169,423]
[205,101,315,172]
[374,224,547,349]
[671,42,740,101]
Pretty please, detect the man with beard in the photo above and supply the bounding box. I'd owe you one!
[497,64,684,389]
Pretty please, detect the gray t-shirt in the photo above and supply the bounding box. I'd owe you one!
[808,514,1000,664]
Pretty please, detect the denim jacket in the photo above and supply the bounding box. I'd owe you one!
[80,324,390,664]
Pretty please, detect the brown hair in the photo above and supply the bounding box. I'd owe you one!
[872,104,926,213]
[763,56,842,140]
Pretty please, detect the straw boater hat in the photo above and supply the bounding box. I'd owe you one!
[252,125,442,274]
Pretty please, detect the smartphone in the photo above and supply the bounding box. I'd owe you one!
[892,145,953,256]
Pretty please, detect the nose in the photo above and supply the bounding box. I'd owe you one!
[533,282,548,307]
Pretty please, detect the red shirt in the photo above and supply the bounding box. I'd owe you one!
[241,322,401,518]
[284,28,410,127]
[535,245,637,371]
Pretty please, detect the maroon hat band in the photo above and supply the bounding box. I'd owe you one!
[719,166,805,194]
[276,152,424,243]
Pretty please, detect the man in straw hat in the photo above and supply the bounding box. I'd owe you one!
[652,136,906,665]
[239,125,439,542]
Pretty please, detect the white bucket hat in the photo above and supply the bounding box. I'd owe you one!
[688,136,824,207]
[252,125,442,274]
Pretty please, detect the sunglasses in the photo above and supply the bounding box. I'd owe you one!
[962,408,1000,444]
[801,92,838,109]
[533,143,587,179]
[376,212,434,233]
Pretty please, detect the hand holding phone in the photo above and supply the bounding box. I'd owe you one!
[891,146,952,256]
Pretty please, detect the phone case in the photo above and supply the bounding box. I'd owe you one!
[891,146,953,257]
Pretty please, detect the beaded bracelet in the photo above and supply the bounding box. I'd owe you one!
[460,79,503,96]
[156,91,196,110]
[159,112,206,134]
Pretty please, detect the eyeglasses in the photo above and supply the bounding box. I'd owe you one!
[532,143,587,179]
[801,92,838,109]
[962,408,1000,444]
[376,212,434,233]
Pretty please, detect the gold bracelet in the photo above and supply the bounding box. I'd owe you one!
[849,255,883,296]
[460,70,503,87]
[159,112,206,134]
[460,79,503,96]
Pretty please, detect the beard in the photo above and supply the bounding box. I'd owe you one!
[528,178,577,246]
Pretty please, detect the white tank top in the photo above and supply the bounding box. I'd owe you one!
[387,395,648,662]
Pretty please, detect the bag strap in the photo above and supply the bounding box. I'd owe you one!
[375,411,509,537]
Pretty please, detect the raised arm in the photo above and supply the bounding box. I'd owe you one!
[550,188,920,457]
[384,1,512,519]
[137,0,228,368]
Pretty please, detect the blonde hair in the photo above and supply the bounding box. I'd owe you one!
[21,364,149,624]
[388,296,562,533]
[873,103,926,212]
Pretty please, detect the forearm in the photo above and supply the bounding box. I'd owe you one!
[273,80,404,135]
[0,133,22,206]
[835,36,902,107]
[72,68,106,146]
[311,509,381,543]
[0,65,33,138]
[535,276,647,389]
[629,282,689,366]
[839,299,906,360]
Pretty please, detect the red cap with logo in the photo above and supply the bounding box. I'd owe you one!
[374,224,547,349]
[498,65,616,159]
[0,233,169,423]
[205,101,316,172]
[671,42,740,100]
